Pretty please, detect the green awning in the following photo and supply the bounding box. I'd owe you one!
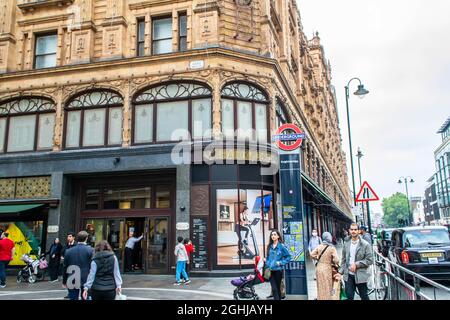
[301,173,352,222]
[0,204,44,214]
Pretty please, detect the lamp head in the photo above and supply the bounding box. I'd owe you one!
[398,179,402,184]
[410,178,415,183]
[354,84,369,99]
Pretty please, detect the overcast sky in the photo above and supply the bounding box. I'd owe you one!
[296,0,450,214]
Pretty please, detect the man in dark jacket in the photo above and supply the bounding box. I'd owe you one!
[62,231,94,300]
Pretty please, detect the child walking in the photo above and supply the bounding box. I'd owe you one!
[174,236,190,285]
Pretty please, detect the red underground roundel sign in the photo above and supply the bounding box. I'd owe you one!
[273,124,306,151]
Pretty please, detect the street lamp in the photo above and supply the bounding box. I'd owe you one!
[398,176,414,226]
[345,78,370,208]
[356,147,373,235]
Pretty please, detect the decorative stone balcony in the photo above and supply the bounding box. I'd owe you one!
[18,0,74,13]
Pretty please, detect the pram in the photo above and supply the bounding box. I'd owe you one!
[231,256,265,300]
[17,253,48,284]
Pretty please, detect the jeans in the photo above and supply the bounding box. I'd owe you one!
[68,289,81,300]
[345,274,370,300]
[269,270,283,300]
[175,261,189,282]
[0,261,9,285]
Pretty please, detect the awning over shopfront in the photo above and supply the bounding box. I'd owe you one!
[0,204,45,214]
[0,204,47,220]
[301,173,353,223]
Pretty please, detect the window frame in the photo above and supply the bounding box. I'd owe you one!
[63,90,124,150]
[152,15,173,55]
[132,82,213,145]
[0,97,56,154]
[34,31,58,70]
[136,17,146,57]
[220,82,270,143]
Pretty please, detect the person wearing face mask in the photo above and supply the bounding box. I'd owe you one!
[308,229,322,262]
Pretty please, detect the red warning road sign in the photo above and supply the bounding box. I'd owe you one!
[356,181,380,202]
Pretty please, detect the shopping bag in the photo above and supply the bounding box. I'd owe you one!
[115,293,127,300]
[340,280,347,300]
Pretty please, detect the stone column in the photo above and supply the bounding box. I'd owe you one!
[46,172,64,251]
[176,164,191,240]
[211,71,221,140]
[122,81,131,147]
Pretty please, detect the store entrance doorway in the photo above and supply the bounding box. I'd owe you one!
[124,218,145,273]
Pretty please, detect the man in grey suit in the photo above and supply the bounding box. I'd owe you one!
[338,223,373,300]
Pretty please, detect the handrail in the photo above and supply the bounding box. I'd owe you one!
[374,250,450,298]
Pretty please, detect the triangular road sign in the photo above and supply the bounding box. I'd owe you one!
[356,181,380,202]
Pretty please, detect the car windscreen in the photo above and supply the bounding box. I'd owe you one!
[403,229,450,247]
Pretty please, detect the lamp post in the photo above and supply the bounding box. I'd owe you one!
[398,176,414,226]
[356,147,365,222]
[345,78,369,208]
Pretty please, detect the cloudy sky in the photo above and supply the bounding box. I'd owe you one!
[296,0,450,213]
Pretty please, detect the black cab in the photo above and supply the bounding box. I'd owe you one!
[388,226,450,280]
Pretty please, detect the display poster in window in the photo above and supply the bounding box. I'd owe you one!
[192,217,208,269]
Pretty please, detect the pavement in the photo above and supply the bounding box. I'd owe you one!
[0,242,370,301]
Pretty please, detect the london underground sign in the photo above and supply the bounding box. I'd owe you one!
[273,124,306,151]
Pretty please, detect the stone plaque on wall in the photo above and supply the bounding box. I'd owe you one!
[191,185,209,216]
[102,26,124,58]
[193,11,219,47]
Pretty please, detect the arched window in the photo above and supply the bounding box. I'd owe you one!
[221,82,269,142]
[0,97,56,153]
[133,82,212,143]
[64,90,123,149]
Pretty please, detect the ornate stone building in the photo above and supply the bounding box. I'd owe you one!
[0,0,352,273]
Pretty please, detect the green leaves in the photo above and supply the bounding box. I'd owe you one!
[381,192,410,227]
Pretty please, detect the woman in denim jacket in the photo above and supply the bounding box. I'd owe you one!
[265,229,291,300]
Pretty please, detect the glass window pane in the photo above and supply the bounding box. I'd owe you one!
[192,99,211,139]
[35,54,57,69]
[85,219,104,248]
[179,15,187,37]
[179,37,187,52]
[138,43,145,57]
[7,115,36,152]
[108,107,123,145]
[221,99,234,138]
[104,187,151,210]
[66,111,81,148]
[83,108,106,146]
[157,101,188,141]
[153,18,172,40]
[255,104,267,143]
[156,185,171,209]
[0,118,6,153]
[38,113,55,150]
[216,188,239,266]
[237,101,252,140]
[153,39,172,54]
[36,35,57,55]
[85,189,100,210]
[138,20,145,42]
[135,104,153,143]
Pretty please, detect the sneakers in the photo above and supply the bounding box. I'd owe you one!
[50,279,59,283]
[266,294,273,299]
[184,280,191,285]
[0,284,6,288]
[180,279,186,283]
[173,282,182,285]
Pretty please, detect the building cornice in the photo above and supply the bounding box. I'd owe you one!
[17,13,72,27]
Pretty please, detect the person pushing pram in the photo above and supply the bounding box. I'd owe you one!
[231,255,265,300]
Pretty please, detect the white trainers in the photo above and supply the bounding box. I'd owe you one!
[184,280,191,285]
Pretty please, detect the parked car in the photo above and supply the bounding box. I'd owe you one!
[376,228,395,257]
[388,226,450,280]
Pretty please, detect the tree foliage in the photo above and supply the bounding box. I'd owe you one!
[381,192,410,227]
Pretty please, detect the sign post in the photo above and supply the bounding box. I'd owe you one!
[273,124,307,299]
[356,181,380,236]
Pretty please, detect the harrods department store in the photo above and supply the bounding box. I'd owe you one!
[0,0,353,274]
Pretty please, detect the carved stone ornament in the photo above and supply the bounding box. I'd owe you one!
[235,0,252,6]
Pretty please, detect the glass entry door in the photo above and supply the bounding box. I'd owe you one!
[107,219,125,265]
[146,217,169,273]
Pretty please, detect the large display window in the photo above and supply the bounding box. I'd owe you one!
[216,188,273,266]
